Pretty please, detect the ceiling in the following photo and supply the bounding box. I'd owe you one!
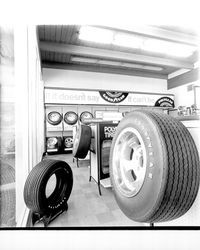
[37,25,199,79]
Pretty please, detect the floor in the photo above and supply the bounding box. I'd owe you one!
[35,153,146,227]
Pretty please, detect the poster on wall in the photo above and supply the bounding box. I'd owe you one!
[45,88,175,107]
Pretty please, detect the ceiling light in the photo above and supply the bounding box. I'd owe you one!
[79,26,113,44]
[143,39,196,58]
[71,56,163,71]
[113,33,144,49]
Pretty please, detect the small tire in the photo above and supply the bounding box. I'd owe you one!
[110,110,200,223]
[24,160,73,214]
[73,124,92,159]
[80,111,93,123]
[47,111,62,125]
[64,111,78,125]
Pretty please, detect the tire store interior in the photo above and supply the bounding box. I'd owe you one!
[0,24,200,228]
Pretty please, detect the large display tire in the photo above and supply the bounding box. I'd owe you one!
[73,124,92,159]
[24,160,73,214]
[110,110,200,223]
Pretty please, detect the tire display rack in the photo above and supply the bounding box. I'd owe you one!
[45,109,79,154]
[89,121,119,195]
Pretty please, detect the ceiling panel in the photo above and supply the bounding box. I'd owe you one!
[38,25,199,78]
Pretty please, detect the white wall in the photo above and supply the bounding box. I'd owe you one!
[167,81,200,108]
[15,26,44,225]
[43,68,168,93]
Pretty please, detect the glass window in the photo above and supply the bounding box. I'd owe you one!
[0,26,16,227]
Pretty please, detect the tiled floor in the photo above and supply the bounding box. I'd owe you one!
[35,153,146,227]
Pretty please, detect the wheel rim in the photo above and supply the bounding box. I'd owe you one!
[112,127,147,197]
[47,137,58,149]
[65,138,73,147]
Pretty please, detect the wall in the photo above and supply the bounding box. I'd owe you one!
[43,68,168,93]
[15,26,44,225]
[167,80,200,108]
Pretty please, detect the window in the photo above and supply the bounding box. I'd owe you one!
[0,26,16,227]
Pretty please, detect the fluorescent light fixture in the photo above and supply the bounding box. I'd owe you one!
[113,33,143,49]
[143,38,196,58]
[79,26,113,44]
[71,56,163,71]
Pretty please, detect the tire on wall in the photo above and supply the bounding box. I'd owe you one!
[109,110,200,223]
[73,124,92,159]
[47,111,62,125]
[80,111,93,123]
[24,160,73,214]
[64,111,78,125]
[46,137,62,154]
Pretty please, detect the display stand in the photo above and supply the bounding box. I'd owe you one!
[31,202,68,227]
[89,121,119,195]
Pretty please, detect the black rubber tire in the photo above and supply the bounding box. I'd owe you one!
[64,111,78,125]
[24,159,73,214]
[73,124,92,159]
[0,161,15,226]
[80,111,93,123]
[47,111,62,125]
[110,110,200,223]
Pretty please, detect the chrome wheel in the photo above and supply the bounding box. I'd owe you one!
[112,127,147,197]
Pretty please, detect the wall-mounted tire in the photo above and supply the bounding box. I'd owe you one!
[73,124,92,159]
[64,111,78,125]
[80,111,93,123]
[47,111,62,125]
[24,160,73,214]
[110,110,200,223]
[46,137,62,154]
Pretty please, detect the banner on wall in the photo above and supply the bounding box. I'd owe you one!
[45,88,175,107]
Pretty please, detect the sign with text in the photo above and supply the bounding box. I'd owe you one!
[45,88,174,107]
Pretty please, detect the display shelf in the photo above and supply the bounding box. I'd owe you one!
[47,148,58,152]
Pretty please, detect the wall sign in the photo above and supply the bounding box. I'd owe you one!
[99,91,128,103]
[154,97,175,108]
[45,88,174,107]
